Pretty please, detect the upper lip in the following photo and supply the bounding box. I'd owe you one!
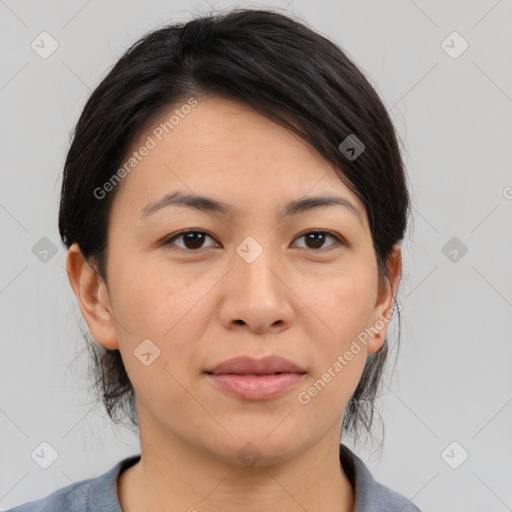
[205,355,306,375]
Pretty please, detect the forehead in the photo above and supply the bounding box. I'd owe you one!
[111,96,367,223]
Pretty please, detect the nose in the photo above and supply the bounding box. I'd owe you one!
[218,244,295,334]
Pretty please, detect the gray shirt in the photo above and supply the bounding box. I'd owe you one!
[6,444,421,511]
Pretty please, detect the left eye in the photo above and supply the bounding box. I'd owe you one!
[163,230,343,251]
[293,230,343,250]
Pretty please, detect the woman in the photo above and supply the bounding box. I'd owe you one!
[7,7,419,512]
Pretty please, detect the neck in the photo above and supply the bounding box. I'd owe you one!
[118,412,354,512]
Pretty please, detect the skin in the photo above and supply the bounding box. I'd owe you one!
[66,96,402,512]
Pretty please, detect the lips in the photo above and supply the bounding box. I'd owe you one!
[205,355,306,376]
[204,355,306,400]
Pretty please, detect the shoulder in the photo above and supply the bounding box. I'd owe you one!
[4,455,141,512]
[362,479,422,511]
[3,478,95,512]
[339,443,422,512]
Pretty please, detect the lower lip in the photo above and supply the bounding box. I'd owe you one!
[206,373,305,400]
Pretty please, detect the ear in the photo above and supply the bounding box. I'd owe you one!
[65,243,119,350]
[366,243,402,354]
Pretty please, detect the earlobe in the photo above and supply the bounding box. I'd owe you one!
[65,243,119,350]
[366,244,402,354]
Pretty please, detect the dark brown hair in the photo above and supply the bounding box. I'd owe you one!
[59,7,410,443]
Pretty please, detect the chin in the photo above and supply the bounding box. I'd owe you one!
[199,429,309,468]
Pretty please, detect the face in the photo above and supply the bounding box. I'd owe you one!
[68,96,401,466]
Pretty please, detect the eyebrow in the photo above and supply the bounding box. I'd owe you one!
[140,191,362,224]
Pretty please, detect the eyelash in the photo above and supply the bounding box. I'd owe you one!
[162,229,345,252]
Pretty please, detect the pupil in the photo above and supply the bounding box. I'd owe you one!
[185,232,204,249]
[306,232,325,249]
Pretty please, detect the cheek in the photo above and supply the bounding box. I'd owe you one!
[109,255,199,337]
[108,259,217,383]
[299,321,369,424]
[111,273,203,417]
[295,267,376,401]
[298,267,377,346]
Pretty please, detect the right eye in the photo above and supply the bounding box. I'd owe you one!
[162,230,220,251]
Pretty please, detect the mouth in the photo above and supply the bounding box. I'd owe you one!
[205,372,306,400]
[204,355,306,400]
[205,354,306,376]
[204,371,303,376]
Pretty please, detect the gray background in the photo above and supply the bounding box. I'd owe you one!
[1,0,511,510]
